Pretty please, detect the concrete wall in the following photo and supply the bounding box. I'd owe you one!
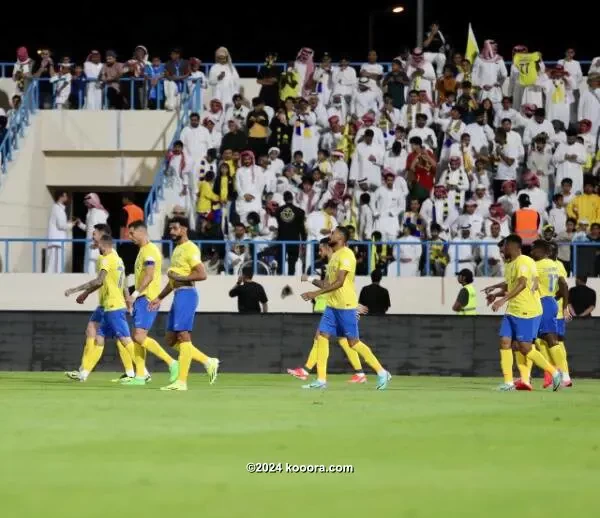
[0,275,598,315]
[1,312,599,376]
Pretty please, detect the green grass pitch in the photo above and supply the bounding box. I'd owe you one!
[1,372,599,518]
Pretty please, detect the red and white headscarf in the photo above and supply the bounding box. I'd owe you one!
[296,47,315,96]
[523,171,541,188]
[512,45,528,55]
[84,193,108,215]
[480,40,502,63]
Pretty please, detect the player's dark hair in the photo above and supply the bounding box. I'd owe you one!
[371,269,383,283]
[283,191,294,203]
[241,266,254,279]
[549,242,559,260]
[430,223,442,233]
[99,234,113,246]
[532,239,550,254]
[319,237,330,246]
[505,234,522,248]
[337,226,351,243]
[128,220,146,230]
[93,223,111,235]
[169,216,190,229]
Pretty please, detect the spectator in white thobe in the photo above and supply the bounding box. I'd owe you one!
[472,40,507,111]
[355,113,386,152]
[78,193,109,274]
[373,171,405,241]
[306,201,338,265]
[439,157,470,211]
[387,224,422,277]
[47,192,75,273]
[553,129,587,195]
[578,74,600,134]
[295,177,320,215]
[405,48,436,102]
[407,113,437,152]
[475,222,504,277]
[332,58,358,104]
[352,78,381,119]
[358,192,375,240]
[546,66,574,127]
[180,113,212,183]
[399,90,434,130]
[494,97,526,128]
[472,185,492,219]
[466,110,494,155]
[208,47,240,110]
[446,224,475,277]
[349,130,384,188]
[84,50,103,110]
[420,185,459,240]
[235,151,265,225]
[517,172,548,216]
[523,108,557,146]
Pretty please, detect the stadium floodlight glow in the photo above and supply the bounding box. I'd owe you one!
[391,6,405,13]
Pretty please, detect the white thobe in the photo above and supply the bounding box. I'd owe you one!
[306,211,337,266]
[420,198,459,239]
[331,160,349,184]
[517,187,548,215]
[473,196,492,219]
[351,90,381,119]
[546,77,574,127]
[263,166,278,194]
[521,74,551,110]
[332,67,358,99]
[526,145,554,193]
[523,119,556,146]
[320,130,343,155]
[484,217,511,238]
[578,89,600,134]
[453,213,485,238]
[405,63,436,100]
[180,126,212,177]
[497,194,519,216]
[407,127,437,151]
[208,64,240,109]
[465,123,494,154]
[77,208,108,274]
[494,108,526,128]
[313,66,337,105]
[276,175,299,196]
[557,59,583,91]
[472,58,507,108]
[84,62,103,110]
[223,105,249,133]
[388,235,421,277]
[507,131,525,162]
[383,150,408,176]
[51,74,72,108]
[553,142,586,195]
[327,104,348,125]
[547,207,567,235]
[476,236,504,276]
[235,166,265,224]
[349,142,384,187]
[295,190,320,215]
[373,185,404,240]
[312,103,329,130]
[494,142,519,181]
[47,202,72,273]
[290,112,319,167]
[399,103,434,130]
[378,107,402,129]
[439,168,470,209]
[437,119,467,162]
[359,204,375,240]
[469,172,492,193]
[446,237,475,277]
[355,126,386,152]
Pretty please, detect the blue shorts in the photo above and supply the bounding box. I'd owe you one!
[317,307,359,339]
[538,297,558,336]
[167,288,198,332]
[556,319,566,338]
[499,315,541,343]
[100,309,131,339]
[89,306,104,324]
[133,296,158,330]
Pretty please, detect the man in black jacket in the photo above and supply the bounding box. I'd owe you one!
[276,191,306,275]
[220,119,248,154]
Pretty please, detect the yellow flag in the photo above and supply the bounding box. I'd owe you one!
[466,23,479,64]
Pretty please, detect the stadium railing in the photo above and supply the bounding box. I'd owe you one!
[0,60,594,79]
[0,81,39,175]
[0,238,598,277]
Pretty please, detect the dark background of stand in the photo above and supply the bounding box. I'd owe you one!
[1,313,599,377]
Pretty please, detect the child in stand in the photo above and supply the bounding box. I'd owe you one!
[51,60,73,109]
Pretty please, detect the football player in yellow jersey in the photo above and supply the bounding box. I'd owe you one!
[64,224,135,382]
[65,235,136,381]
[120,220,179,386]
[484,234,563,391]
[300,226,391,390]
[512,240,570,391]
[148,216,219,391]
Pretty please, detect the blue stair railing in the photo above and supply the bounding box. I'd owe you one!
[0,81,39,177]
[144,81,202,224]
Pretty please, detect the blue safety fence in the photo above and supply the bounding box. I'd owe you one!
[0,60,595,79]
[0,81,39,175]
[1,238,598,277]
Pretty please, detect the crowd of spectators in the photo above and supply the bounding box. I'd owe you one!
[11,30,600,277]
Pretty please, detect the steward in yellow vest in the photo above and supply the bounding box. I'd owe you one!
[453,268,477,315]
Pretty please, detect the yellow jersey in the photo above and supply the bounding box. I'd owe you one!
[535,258,560,298]
[505,254,542,318]
[326,246,358,309]
[556,260,568,320]
[513,52,542,86]
[169,240,202,281]
[134,242,162,301]
[98,250,126,311]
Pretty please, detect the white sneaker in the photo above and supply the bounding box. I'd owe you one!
[206,358,220,385]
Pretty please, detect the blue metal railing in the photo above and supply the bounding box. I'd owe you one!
[1,238,598,277]
[0,60,595,79]
[0,81,39,175]
[143,81,202,225]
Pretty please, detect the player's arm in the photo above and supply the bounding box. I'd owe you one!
[301,269,347,301]
[491,276,526,312]
[556,276,572,321]
[65,270,107,297]
[148,281,175,311]
[167,263,207,283]
[300,274,329,289]
[134,262,155,298]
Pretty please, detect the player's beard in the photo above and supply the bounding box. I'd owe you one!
[172,235,183,243]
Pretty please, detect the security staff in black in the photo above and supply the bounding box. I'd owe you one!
[452,268,477,315]
[275,191,306,275]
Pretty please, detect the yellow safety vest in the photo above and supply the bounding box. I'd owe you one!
[459,284,477,315]
[314,294,328,313]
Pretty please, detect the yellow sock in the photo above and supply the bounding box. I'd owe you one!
[190,344,209,365]
[500,349,513,383]
[338,338,363,371]
[536,339,553,364]
[352,341,384,374]
[116,340,134,375]
[177,341,193,383]
[548,344,568,375]
[305,339,318,371]
[316,335,329,382]
[516,352,532,384]
[143,337,173,366]
[134,343,146,378]
[83,343,104,372]
[558,341,570,377]
[80,337,95,368]
[526,348,557,375]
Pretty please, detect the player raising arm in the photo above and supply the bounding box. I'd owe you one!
[148,216,219,391]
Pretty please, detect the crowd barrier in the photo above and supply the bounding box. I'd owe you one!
[1,238,598,276]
